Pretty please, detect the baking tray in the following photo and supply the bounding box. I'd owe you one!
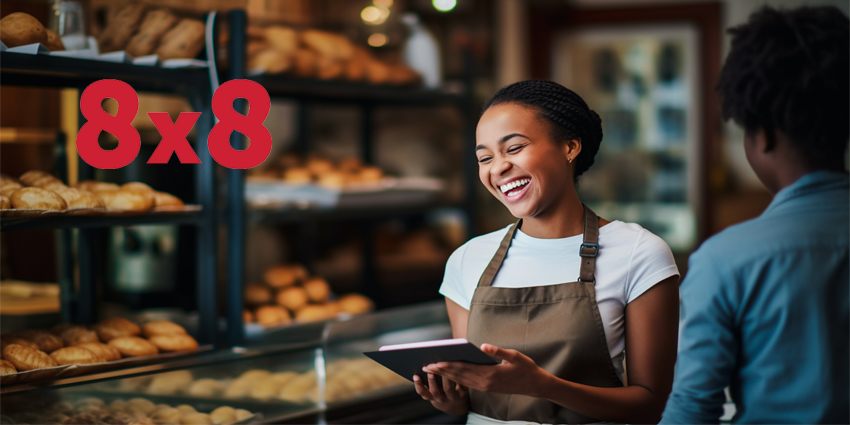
[0,345,213,388]
[0,205,200,218]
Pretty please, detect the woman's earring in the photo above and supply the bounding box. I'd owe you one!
[568,157,573,164]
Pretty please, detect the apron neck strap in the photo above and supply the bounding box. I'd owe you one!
[476,204,601,288]
[579,204,600,283]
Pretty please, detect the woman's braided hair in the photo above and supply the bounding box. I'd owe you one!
[483,80,603,183]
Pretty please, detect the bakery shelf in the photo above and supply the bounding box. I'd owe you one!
[0,52,209,93]
[0,209,205,232]
[246,201,464,226]
[250,74,467,105]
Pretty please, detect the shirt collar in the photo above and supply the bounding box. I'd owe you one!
[763,170,849,215]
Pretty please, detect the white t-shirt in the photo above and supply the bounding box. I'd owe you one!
[439,221,679,359]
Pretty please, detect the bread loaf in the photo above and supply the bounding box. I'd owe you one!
[0,13,48,48]
[155,19,205,60]
[10,188,67,211]
[125,9,178,57]
[45,29,65,51]
[98,4,147,53]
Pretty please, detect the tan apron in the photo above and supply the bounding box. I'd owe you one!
[466,205,624,424]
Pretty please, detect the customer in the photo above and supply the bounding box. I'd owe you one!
[661,6,849,424]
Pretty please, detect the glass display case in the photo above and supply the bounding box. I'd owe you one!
[0,301,451,424]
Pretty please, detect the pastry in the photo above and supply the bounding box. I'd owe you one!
[317,170,346,188]
[263,265,297,288]
[180,413,212,425]
[142,320,187,337]
[338,157,363,172]
[0,188,18,199]
[56,188,105,209]
[153,192,184,209]
[0,178,21,191]
[0,359,17,376]
[301,30,352,61]
[187,378,225,397]
[244,283,272,305]
[222,378,252,398]
[98,189,154,211]
[155,19,205,60]
[338,294,374,315]
[93,317,141,341]
[316,57,344,80]
[49,346,104,365]
[76,181,120,192]
[2,343,57,371]
[16,330,64,352]
[282,167,312,184]
[264,26,297,54]
[243,309,254,323]
[249,377,285,400]
[306,158,334,175]
[0,335,39,351]
[146,370,193,395]
[276,287,308,311]
[176,405,196,414]
[122,182,154,192]
[30,175,67,191]
[248,49,292,74]
[366,59,391,85]
[59,326,99,345]
[98,3,147,53]
[44,28,65,51]
[358,166,384,182]
[238,369,270,381]
[108,336,159,357]
[10,187,67,211]
[295,304,335,322]
[254,306,291,327]
[209,406,236,425]
[303,277,330,302]
[148,334,198,352]
[73,342,121,361]
[125,8,178,57]
[278,371,317,402]
[0,13,48,48]
[152,407,181,424]
[128,398,157,415]
[0,195,10,209]
[291,264,309,281]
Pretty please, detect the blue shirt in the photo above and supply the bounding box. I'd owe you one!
[661,171,849,424]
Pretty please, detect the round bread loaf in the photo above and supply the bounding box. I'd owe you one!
[98,189,154,211]
[337,294,374,315]
[0,13,48,48]
[10,188,67,211]
[263,266,297,288]
[303,277,330,303]
[107,336,158,357]
[49,346,104,365]
[57,188,105,209]
[142,320,187,337]
[254,306,291,327]
[275,287,308,311]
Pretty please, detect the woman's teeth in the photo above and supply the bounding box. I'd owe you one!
[499,178,530,195]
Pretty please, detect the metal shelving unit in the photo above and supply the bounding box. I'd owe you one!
[0,51,219,346]
[222,11,478,347]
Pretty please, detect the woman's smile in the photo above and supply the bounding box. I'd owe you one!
[496,176,532,202]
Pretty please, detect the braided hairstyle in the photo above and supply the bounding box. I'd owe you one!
[717,6,849,167]
[483,80,603,183]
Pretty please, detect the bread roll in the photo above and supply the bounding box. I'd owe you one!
[248,49,292,74]
[76,180,120,192]
[301,30,352,61]
[98,4,147,53]
[337,294,374,315]
[107,336,159,357]
[357,166,383,182]
[125,8,178,57]
[282,167,312,184]
[295,305,335,323]
[146,370,193,395]
[187,378,225,397]
[59,326,99,345]
[263,265,297,288]
[0,359,17,376]
[152,407,182,424]
[0,195,10,209]
[19,170,52,187]
[49,346,104,365]
[243,309,254,323]
[142,320,187,337]
[275,287,308,311]
[306,158,334,175]
[244,283,272,305]
[365,59,391,84]
[73,342,121,361]
[254,306,291,327]
[93,317,141,341]
[56,188,105,209]
[234,409,252,422]
[155,19,205,60]
[209,406,236,425]
[303,277,330,303]
[292,48,319,77]
[0,13,48,48]
[180,413,212,425]
[45,29,65,51]
[153,192,183,209]
[148,334,198,352]
[98,189,154,211]
[128,397,157,415]
[1,179,22,191]
[16,330,64,353]
[2,344,57,371]
[121,182,154,192]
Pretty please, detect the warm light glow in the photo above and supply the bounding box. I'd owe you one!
[361,5,390,25]
[368,33,388,47]
[432,0,456,12]
[373,0,393,8]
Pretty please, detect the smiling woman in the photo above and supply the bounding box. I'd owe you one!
[415,80,682,425]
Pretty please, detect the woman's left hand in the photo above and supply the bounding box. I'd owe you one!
[422,343,549,397]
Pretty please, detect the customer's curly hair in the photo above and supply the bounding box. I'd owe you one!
[717,6,849,166]
[483,80,603,183]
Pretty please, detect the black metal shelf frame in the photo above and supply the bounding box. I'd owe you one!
[0,51,218,345]
[222,11,480,347]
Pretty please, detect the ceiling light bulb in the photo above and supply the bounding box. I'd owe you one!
[368,33,388,47]
[432,0,456,12]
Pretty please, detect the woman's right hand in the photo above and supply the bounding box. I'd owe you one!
[414,373,469,416]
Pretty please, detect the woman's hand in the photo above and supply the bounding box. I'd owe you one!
[423,343,550,398]
[413,373,469,415]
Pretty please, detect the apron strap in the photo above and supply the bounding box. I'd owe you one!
[476,219,522,288]
[578,204,600,283]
